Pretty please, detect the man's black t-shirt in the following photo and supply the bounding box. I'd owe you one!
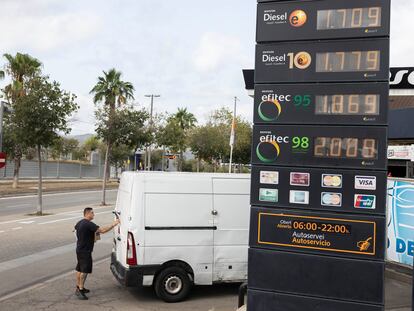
[75,219,99,253]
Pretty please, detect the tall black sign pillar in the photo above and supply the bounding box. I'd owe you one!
[248,0,391,310]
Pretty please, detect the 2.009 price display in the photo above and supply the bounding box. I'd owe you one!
[314,137,377,159]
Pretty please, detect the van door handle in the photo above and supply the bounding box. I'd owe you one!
[212,210,218,216]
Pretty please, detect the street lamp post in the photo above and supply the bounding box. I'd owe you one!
[229,96,239,174]
[145,94,160,171]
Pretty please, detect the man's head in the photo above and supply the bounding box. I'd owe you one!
[84,207,95,220]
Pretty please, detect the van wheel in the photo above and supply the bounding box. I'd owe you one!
[154,266,192,303]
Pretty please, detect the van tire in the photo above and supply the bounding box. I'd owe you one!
[154,266,192,302]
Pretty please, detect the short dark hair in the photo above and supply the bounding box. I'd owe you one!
[84,207,93,216]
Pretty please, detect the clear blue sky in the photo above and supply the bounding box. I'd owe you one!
[0,0,412,135]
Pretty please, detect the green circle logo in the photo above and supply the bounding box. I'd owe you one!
[258,99,282,122]
[256,141,281,163]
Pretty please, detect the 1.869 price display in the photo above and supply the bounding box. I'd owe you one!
[252,125,387,169]
[254,83,388,125]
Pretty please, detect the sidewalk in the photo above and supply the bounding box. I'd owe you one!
[0,179,118,196]
[0,258,411,311]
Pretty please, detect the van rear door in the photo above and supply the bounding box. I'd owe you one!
[114,173,134,267]
[212,177,250,282]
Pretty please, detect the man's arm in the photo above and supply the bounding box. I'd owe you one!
[97,219,120,234]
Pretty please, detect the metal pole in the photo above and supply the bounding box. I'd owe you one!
[145,94,160,171]
[0,101,4,152]
[229,97,238,174]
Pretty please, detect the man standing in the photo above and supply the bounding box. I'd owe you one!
[74,207,120,300]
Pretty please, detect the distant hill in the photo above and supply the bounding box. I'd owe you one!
[69,134,94,144]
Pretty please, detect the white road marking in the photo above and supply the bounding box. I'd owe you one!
[3,204,30,209]
[0,230,4,233]
[0,257,110,303]
[37,211,112,225]
[0,189,118,200]
[19,221,35,224]
[11,227,22,231]
[0,205,113,225]
[0,237,111,274]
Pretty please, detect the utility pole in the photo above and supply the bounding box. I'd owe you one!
[229,96,239,174]
[145,94,160,171]
[0,101,4,152]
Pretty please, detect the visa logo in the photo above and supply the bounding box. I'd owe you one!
[355,176,377,190]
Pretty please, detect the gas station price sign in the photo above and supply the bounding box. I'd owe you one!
[257,0,390,42]
[255,38,389,83]
[249,207,386,260]
[254,82,388,125]
[252,125,387,170]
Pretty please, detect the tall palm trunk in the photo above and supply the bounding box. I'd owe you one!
[37,145,43,215]
[101,141,111,206]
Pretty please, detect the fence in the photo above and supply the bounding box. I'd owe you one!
[0,160,106,179]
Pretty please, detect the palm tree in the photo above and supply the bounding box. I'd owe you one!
[3,53,42,188]
[172,108,197,131]
[169,108,197,171]
[90,68,135,205]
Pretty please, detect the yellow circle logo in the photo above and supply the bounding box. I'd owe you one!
[294,52,312,69]
[290,10,307,27]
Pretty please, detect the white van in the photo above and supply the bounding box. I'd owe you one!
[110,171,250,302]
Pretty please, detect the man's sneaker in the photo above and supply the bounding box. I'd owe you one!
[77,286,90,293]
[75,288,88,300]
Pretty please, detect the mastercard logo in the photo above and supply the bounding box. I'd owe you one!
[258,99,282,122]
[290,10,307,27]
[256,141,281,163]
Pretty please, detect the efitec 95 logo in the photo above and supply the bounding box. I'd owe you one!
[256,133,289,163]
[263,9,307,28]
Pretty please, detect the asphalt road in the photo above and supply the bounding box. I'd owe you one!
[0,192,117,299]
[0,190,118,217]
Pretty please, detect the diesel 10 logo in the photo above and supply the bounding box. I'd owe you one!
[263,9,307,28]
[262,51,312,70]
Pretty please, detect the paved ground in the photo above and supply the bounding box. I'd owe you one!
[0,190,412,310]
[0,189,117,217]
[0,258,411,311]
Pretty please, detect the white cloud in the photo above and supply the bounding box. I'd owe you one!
[193,32,243,72]
[0,1,101,53]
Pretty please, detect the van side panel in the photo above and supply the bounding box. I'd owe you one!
[212,178,250,282]
[144,192,214,285]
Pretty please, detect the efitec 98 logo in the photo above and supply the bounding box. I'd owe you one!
[263,9,307,28]
[255,132,310,163]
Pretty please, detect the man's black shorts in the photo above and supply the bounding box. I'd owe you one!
[76,252,93,273]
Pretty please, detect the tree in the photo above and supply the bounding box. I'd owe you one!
[110,144,132,177]
[188,107,252,172]
[161,108,197,171]
[12,76,78,215]
[90,68,135,205]
[2,52,42,188]
[95,106,148,203]
[50,137,79,160]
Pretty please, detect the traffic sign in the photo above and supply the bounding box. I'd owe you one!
[0,152,6,169]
